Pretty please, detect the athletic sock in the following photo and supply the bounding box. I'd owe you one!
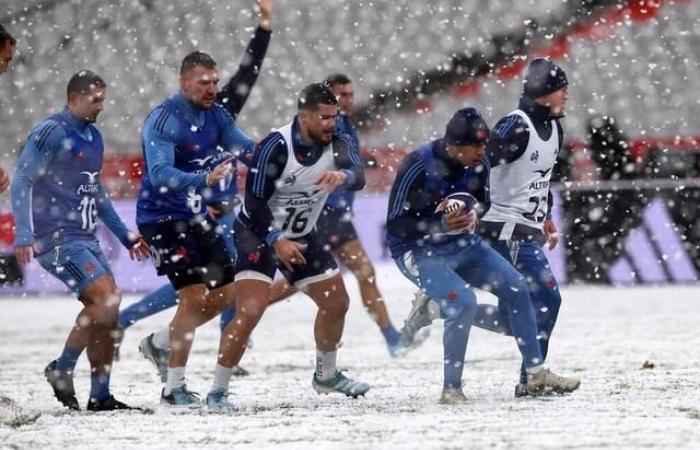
[210,364,234,393]
[219,305,237,332]
[55,346,82,373]
[152,327,170,350]
[315,350,337,382]
[164,367,186,396]
[380,324,401,347]
[89,372,110,402]
[118,284,178,329]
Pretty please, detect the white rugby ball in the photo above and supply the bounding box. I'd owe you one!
[435,192,479,234]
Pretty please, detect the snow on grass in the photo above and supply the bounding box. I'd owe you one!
[1,264,699,449]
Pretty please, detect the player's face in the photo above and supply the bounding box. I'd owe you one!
[0,42,14,75]
[540,86,568,117]
[69,86,106,123]
[331,83,354,116]
[447,142,486,167]
[299,103,337,146]
[181,65,219,109]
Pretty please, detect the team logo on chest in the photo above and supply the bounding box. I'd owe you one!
[77,171,100,195]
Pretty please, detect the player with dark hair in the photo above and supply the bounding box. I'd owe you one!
[115,1,273,376]
[135,49,255,406]
[202,82,370,410]
[387,107,579,403]
[264,73,412,357]
[10,70,150,411]
[476,58,575,396]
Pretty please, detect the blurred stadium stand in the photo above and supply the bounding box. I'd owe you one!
[0,0,698,197]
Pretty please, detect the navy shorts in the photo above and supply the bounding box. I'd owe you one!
[139,216,235,290]
[315,206,359,250]
[233,220,339,290]
[36,239,112,295]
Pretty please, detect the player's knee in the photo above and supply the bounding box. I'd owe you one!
[323,294,350,318]
[235,299,267,325]
[438,290,476,320]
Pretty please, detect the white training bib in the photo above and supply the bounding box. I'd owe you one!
[265,121,336,239]
[482,109,559,230]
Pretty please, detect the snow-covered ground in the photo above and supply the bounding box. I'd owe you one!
[1,263,699,449]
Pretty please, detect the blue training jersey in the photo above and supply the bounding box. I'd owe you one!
[136,93,255,225]
[10,107,132,255]
[385,139,491,258]
[324,114,361,212]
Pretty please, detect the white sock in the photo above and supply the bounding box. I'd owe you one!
[164,367,186,395]
[315,350,337,381]
[152,327,170,350]
[210,364,234,393]
[526,364,544,375]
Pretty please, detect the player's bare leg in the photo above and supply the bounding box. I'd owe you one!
[205,279,269,410]
[334,239,391,328]
[306,274,369,398]
[160,283,234,404]
[267,278,299,305]
[216,280,269,368]
[46,274,134,411]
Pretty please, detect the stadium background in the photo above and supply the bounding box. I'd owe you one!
[1,0,699,292]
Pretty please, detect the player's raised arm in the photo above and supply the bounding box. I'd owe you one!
[10,122,62,264]
[216,0,273,119]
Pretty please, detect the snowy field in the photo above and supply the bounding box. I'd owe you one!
[1,263,699,449]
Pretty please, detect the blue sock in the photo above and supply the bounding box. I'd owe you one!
[219,305,237,332]
[90,372,110,402]
[380,324,401,347]
[55,346,82,372]
[119,284,178,329]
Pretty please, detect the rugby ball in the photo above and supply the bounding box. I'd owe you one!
[435,192,479,234]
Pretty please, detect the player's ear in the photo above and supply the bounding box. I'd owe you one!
[67,91,79,106]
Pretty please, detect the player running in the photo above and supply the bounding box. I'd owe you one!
[476,58,574,396]
[116,0,273,375]
[202,83,370,411]
[265,73,415,357]
[387,108,579,404]
[10,71,150,411]
[136,51,255,406]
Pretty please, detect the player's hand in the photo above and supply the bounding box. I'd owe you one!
[315,170,347,193]
[15,246,33,266]
[544,219,559,250]
[0,167,10,193]
[443,207,476,233]
[206,160,234,187]
[273,239,307,272]
[256,0,272,30]
[207,205,222,219]
[129,237,151,261]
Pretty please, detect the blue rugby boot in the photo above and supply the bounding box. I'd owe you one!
[138,333,169,382]
[161,385,200,407]
[205,388,236,412]
[399,291,436,348]
[312,371,370,398]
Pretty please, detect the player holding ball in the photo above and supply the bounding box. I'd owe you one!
[386,108,579,403]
